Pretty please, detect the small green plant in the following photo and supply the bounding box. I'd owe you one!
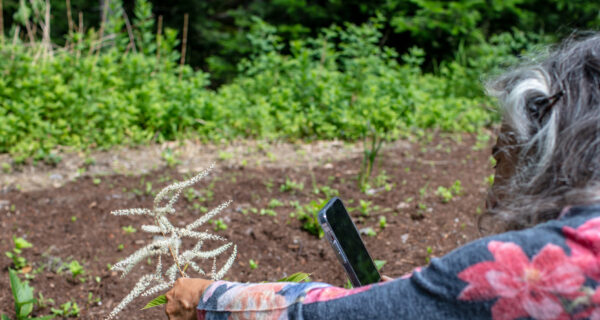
[268,198,284,208]
[313,186,339,198]
[117,244,124,251]
[36,292,55,309]
[213,219,228,231]
[363,227,377,237]
[51,301,80,318]
[87,292,101,306]
[472,133,491,151]
[218,151,234,161]
[359,200,372,216]
[259,209,277,216]
[249,259,258,270]
[486,174,495,186]
[419,183,429,197]
[280,178,304,193]
[161,148,181,167]
[68,260,85,280]
[2,162,11,173]
[5,237,33,270]
[436,181,463,203]
[70,216,77,222]
[122,226,137,234]
[425,246,433,264]
[379,216,387,229]
[92,178,101,185]
[3,269,53,320]
[294,200,326,238]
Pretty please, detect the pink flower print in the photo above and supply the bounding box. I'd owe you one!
[458,241,584,320]
[304,285,372,304]
[564,217,600,281]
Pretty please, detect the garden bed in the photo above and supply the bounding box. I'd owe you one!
[0,134,493,319]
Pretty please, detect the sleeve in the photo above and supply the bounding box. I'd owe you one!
[197,211,600,320]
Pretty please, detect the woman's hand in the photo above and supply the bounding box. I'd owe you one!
[165,278,214,320]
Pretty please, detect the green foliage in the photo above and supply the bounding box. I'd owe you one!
[122,226,137,234]
[141,294,167,310]
[435,180,462,203]
[280,178,304,193]
[68,260,85,279]
[50,301,79,318]
[4,269,53,320]
[277,272,311,283]
[294,199,326,238]
[379,216,387,229]
[5,236,33,270]
[0,12,498,160]
[267,198,284,208]
[249,259,258,270]
[212,219,228,231]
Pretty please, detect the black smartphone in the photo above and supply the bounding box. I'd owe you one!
[318,197,381,287]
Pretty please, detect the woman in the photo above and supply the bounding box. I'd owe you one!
[165,34,600,320]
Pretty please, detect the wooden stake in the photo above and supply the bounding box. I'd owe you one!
[156,15,162,62]
[122,11,136,53]
[65,0,74,50]
[0,0,4,45]
[66,0,74,35]
[179,13,189,78]
[76,11,82,59]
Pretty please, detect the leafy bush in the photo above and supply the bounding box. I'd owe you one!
[1,2,502,161]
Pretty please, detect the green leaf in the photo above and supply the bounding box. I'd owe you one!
[374,260,386,271]
[141,295,167,310]
[30,316,55,320]
[2,314,11,320]
[9,268,34,318]
[277,272,311,283]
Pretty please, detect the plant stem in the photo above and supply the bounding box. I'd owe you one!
[155,217,185,278]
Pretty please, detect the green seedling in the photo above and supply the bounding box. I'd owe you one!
[161,148,181,167]
[268,198,284,208]
[92,178,101,185]
[379,216,387,229]
[3,269,53,320]
[51,301,79,317]
[71,216,77,222]
[359,200,372,216]
[249,259,258,270]
[5,236,33,270]
[486,174,495,186]
[426,246,433,264]
[364,227,377,237]
[313,186,339,199]
[36,292,55,309]
[213,219,228,231]
[294,199,326,238]
[122,226,137,234]
[68,260,85,279]
[117,244,124,251]
[218,151,233,161]
[87,292,101,305]
[280,178,304,193]
[259,209,277,216]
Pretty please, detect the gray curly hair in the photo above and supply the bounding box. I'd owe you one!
[486,33,600,231]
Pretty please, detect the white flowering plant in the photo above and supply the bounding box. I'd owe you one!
[106,164,237,319]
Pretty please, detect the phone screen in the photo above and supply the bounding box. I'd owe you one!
[326,199,380,285]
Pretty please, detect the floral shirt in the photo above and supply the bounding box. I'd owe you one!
[197,205,600,320]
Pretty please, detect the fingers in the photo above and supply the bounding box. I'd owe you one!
[381,275,394,282]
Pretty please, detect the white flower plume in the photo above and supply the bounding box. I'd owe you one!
[106,164,237,319]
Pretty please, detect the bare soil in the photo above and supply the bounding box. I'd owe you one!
[0,133,494,319]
